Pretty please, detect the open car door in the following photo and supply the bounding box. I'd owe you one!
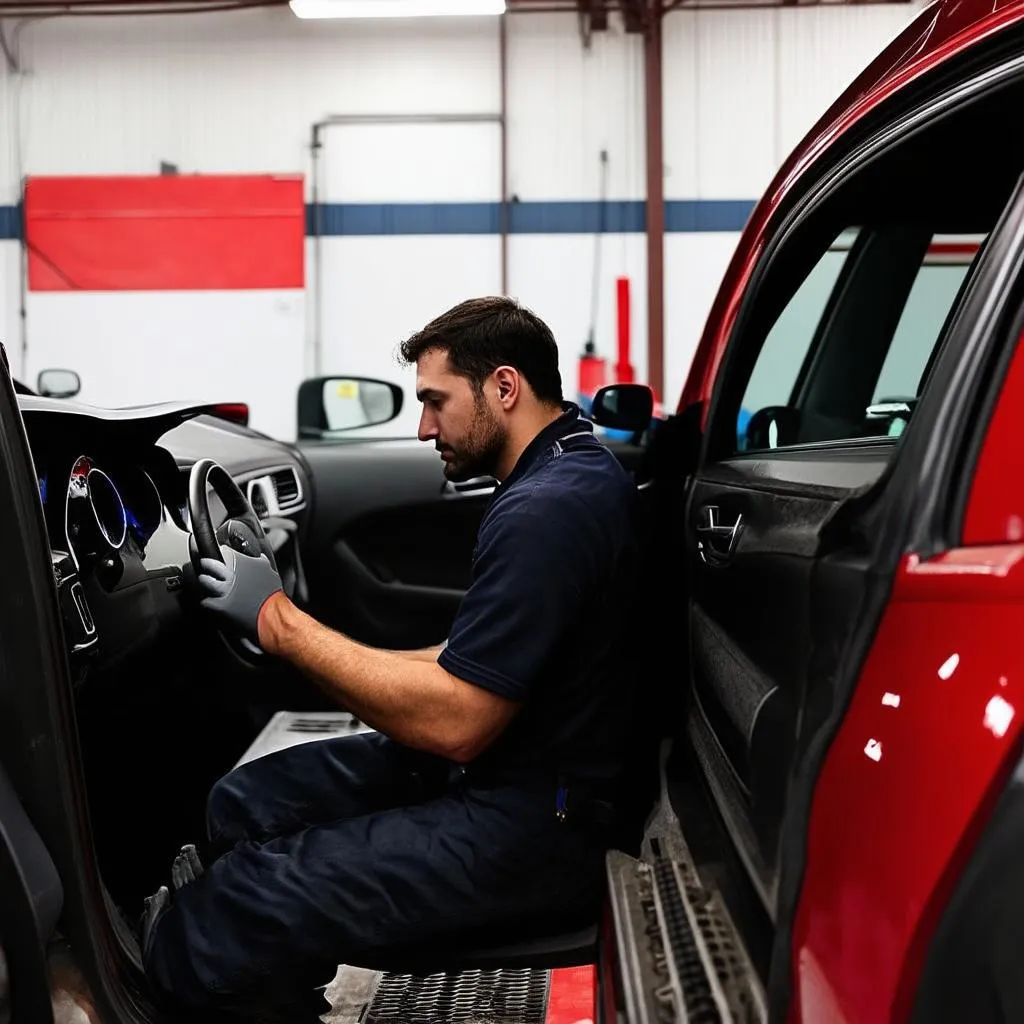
[0,760,60,1024]
[671,54,1024,1022]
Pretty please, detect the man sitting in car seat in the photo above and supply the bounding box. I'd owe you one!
[141,296,645,1021]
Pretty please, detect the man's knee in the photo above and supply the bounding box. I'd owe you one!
[205,768,256,848]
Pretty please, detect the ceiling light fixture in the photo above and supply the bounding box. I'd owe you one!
[289,0,506,18]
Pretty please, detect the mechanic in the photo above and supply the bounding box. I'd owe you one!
[141,296,644,1022]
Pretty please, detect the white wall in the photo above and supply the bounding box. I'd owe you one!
[0,4,921,438]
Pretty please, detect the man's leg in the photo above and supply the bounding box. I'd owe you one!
[205,730,447,853]
[145,783,606,1020]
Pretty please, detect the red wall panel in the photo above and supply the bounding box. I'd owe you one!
[25,174,305,292]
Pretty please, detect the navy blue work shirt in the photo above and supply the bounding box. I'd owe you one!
[437,403,640,787]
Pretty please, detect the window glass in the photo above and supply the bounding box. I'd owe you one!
[872,255,973,403]
[738,230,856,448]
[736,232,981,452]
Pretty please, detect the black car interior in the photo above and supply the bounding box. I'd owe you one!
[15,375,657,988]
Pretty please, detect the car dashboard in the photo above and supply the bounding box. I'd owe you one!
[19,396,311,679]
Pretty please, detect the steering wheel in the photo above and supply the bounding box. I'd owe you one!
[188,458,278,660]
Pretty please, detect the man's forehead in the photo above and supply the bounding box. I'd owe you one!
[415,349,459,394]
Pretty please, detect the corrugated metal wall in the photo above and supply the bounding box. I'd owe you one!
[0,4,922,438]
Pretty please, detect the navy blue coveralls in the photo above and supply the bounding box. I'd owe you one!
[145,403,642,1019]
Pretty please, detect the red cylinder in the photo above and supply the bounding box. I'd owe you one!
[578,352,607,399]
[615,276,635,383]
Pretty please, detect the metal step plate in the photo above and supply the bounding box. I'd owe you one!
[363,967,550,1024]
[234,711,374,768]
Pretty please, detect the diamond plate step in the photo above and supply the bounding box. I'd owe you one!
[363,967,550,1024]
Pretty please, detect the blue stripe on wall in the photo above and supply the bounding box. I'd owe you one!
[0,198,755,241]
[307,199,756,236]
[0,206,19,240]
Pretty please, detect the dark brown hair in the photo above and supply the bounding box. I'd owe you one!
[398,296,563,405]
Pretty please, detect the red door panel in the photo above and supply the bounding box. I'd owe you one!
[790,545,1024,1023]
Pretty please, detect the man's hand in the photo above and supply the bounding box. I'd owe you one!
[195,545,283,648]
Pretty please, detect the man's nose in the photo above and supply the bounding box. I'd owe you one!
[418,409,438,443]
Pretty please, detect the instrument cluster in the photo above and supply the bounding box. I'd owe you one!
[62,455,166,566]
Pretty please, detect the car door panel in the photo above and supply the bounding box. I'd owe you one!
[687,464,872,884]
[299,433,646,651]
[683,224,970,916]
[299,440,492,649]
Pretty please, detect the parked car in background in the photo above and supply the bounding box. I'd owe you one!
[6,1,1024,1023]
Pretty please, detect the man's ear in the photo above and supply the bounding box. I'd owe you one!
[493,366,519,405]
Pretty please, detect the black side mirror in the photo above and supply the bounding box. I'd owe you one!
[589,383,655,432]
[297,376,403,439]
[37,369,81,399]
[744,405,800,451]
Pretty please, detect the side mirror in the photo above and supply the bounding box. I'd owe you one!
[744,405,800,451]
[589,383,655,432]
[297,376,403,439]
[37,369,81,399]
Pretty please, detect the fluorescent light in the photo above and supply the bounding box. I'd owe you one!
[290,0,506,18]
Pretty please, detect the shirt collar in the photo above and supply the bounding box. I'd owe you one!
[498,402,594,492]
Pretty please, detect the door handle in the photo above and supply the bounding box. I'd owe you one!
[696,505,743,566]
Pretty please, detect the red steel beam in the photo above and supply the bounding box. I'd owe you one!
[644,2,664,403]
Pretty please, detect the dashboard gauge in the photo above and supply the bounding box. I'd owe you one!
[117,468,164,546]
[87,469,127,550]
[67,456,128,553]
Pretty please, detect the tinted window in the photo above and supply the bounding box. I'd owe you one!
[736,233,980,453]
[872,253,972,402]
[738,230,856,448]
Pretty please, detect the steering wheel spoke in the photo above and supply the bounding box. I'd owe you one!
[188,458,277,663]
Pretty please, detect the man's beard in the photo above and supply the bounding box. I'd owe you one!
[440,400,506,482]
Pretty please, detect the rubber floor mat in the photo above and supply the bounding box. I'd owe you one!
[363,967,550,1024]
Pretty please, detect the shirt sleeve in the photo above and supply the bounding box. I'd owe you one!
[437,504,595,701]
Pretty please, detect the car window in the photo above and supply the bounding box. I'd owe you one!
[870,243,975,408]
[735,231,981,453]
[737,229,857,448]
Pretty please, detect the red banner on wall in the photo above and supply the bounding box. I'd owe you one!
[25,174,305,292]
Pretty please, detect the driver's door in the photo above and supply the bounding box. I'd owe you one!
[685,222,980,912]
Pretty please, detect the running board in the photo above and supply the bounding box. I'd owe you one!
[607,846,767,1023]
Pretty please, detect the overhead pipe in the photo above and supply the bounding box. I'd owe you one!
[309,106,507,376]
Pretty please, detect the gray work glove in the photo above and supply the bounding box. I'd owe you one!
[195,544,282,649]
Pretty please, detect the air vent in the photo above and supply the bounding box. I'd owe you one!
[249,485,269,519]
[271,467,302,509]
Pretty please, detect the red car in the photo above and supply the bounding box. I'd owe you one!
[595,0,1024,1019]
[4,1,1024,1022]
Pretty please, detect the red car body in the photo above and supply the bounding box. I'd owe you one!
[663,1,1024,1020]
